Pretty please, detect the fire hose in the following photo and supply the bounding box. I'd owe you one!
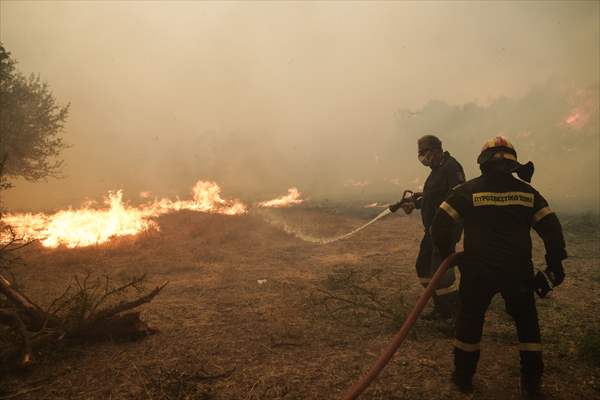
[339,251,462,400]
[319,190,419,244]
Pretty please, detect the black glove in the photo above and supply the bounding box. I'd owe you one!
[533,270,552,298]
[389,202,402,213]
[545,255,565,287]
[413,192,423,209]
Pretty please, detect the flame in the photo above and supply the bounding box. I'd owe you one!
[143,180,248,216]
[3,191,157,248]
[565,111,580,125]
[258,187,303,208]
[564,107,590,129]
[2,180,247,248]
[563,89,596,130]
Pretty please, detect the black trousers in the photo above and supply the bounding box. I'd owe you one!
[453,264,543,380]
[415,230,459,311]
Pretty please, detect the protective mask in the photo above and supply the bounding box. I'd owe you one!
[418,152,434,167]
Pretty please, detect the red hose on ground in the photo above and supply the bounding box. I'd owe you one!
[340,252,462,400]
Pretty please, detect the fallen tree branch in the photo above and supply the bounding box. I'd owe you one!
[84,280,168,326]
[88,274,147,317]
[0,329,63,367]
[0,273,169,370]
[315,287,393,318]
[0,273,45,329]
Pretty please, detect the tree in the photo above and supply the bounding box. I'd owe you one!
[0,43,69,189]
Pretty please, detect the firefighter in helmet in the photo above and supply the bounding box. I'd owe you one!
[430,136,567,398]
[391,135,465,319]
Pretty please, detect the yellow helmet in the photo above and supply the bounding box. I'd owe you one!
[478,136,534,182]
[477,136,518,165]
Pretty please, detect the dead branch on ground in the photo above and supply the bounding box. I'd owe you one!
[312,267,411,329]
[0,270,168,370]
[314,268,394,321]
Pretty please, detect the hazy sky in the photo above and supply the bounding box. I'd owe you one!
[1,1,598,211]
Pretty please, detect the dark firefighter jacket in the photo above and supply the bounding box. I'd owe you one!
[430,172,567,279]
[415,151,466,229]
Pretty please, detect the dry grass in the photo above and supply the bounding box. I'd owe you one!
[0,207,598,399]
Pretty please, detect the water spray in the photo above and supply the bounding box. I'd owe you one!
[257,207,393,244]
[319,208,392,244]
[323,190,418,243]
[261,190,417,244]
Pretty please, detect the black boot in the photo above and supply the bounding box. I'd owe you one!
[451,371,474,394]
[520,376,545,399]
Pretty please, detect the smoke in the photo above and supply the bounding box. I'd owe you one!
[0,1,598,212]
[387,82,600,212]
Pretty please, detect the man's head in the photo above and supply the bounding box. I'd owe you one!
[478,136,534,182]
[418,135,444,168]
[477,136,517,164]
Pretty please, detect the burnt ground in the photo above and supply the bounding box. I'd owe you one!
[0,207,598,399]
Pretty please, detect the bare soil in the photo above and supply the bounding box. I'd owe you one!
[1,207,598,399]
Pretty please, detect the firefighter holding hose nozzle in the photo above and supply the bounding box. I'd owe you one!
[430,136,567,398]
[390,135,466,320]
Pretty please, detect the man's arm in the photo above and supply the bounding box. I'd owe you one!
[532,191,567,286]
[446,159,466,189]
[431,189,468,259]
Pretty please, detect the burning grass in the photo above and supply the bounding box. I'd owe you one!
[0,207,598,399]
[1,180,307,249]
